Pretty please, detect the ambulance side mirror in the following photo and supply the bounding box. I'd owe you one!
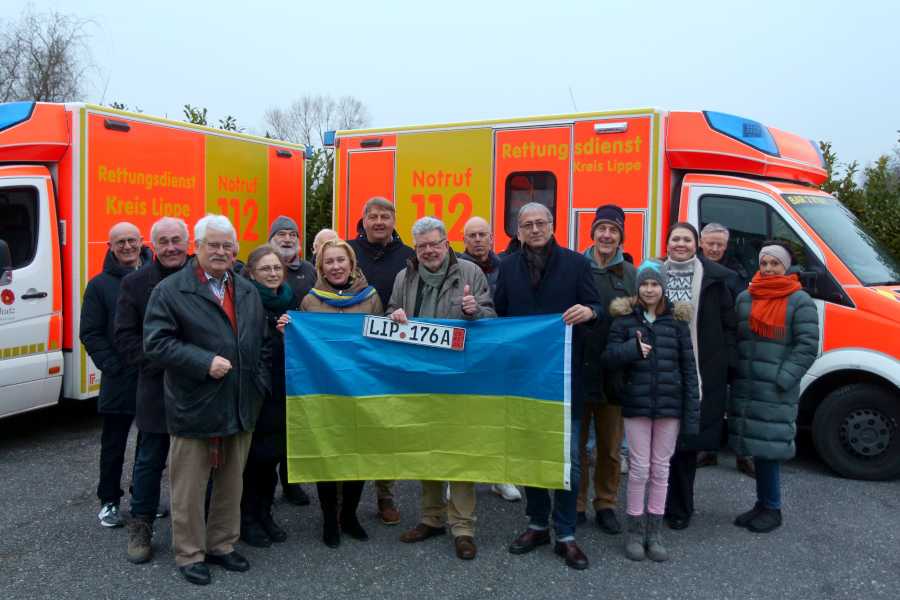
[0,239,11,285]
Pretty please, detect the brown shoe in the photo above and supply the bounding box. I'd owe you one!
[454,535,477,560]
[736,456,757,478]
[508,528,551,554]
[377,498,401,525]
[697,451,718,467]
[554,541,589,570]
[399,522,446,543]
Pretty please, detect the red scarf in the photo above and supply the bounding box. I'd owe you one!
[748,272,802,339]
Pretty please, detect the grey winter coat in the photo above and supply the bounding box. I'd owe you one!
[728,288,819,460]
[386,252,496,320]
[143,257,271,438]
[603,297,700,433]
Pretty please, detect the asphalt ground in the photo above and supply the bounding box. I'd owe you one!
[1,401,898,600]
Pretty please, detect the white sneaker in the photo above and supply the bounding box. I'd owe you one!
[491,483,522,502]
[98,502,124,528]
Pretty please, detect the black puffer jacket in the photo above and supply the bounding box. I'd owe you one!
[602,297,700,434]
[348,220,415,308]
[79,246,152,414]
[143,258,271,438]
[113,257,186,433]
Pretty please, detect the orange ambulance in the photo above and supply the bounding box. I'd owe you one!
[328,108,900,480]
[0,101,306,420]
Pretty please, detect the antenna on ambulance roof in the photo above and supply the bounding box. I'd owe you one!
[568,85,578,112]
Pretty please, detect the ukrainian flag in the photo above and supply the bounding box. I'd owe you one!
[284,313,571,489]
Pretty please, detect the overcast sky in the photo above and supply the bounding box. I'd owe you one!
[6,0,898,169]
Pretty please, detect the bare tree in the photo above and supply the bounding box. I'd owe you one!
[264,94,370,145]
[0,8,93,102]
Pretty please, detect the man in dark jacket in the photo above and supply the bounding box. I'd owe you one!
[80,221,151,529]
[494,203,602,571]
[144,215,270,586]
[458,216,502,295]
[698,222,755,477]
[114,217,189,564]
[578,205,637,535]
[347,196,414,525]
[267,215,314,506]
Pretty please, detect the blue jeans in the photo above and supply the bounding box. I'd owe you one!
[129,431,170,519]
[524,417,582,540]
[754,458,781,510]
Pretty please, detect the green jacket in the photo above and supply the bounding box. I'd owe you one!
[580,247,636,405]
[728,288,819,460]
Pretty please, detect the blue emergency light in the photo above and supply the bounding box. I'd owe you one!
[703,110,780,156]
[0,101,35,133]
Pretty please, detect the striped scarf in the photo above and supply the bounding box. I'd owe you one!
[308,285,377,308]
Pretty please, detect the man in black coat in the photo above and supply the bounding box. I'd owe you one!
[80,221,151,529]
[144,215,270,586]
[494,203,602,571]
[114,217,189,564]
[347,196,414,525]
[698,222,755,477]
[267,215,315,506]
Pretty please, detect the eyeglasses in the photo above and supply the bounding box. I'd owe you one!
[519,220,551,231]
[113,238,141,248]
[415,239,447,251]
[203,241,235,252]
[256,264,283,274]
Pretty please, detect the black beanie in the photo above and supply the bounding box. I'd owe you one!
[590,204,625,240]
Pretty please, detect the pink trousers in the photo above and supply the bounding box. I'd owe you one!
[623,417,680,516]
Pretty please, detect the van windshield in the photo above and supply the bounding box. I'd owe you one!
[783,193,900,286]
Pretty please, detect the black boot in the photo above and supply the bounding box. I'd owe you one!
[323,510,340,548]
[340,511,369,541]
[260,510,288,543]
[240,515,272,548]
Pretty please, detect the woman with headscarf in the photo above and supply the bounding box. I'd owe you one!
[728,242,819,533]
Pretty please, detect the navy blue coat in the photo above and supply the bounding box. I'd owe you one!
[494,239,602,413]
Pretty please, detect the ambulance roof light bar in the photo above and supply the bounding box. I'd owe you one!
[703,110,780,156]
[0,101,35,133]
[593,122,628,134]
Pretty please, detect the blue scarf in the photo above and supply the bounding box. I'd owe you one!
[308,285,377,308]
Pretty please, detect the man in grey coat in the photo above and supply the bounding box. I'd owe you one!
[388,216,495,561]
[144,215,270,586]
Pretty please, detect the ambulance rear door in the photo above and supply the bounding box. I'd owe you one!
[0,165,63,418]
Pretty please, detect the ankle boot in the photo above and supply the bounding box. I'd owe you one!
[340,511,369,541]
[322,510,340,548]
[260,510,287,543]
[624,515,646,561]
[645,514,669,562]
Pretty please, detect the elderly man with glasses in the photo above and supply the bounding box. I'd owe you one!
[493,202,602,570]
[144,215,270,585]
[387,216,495,560]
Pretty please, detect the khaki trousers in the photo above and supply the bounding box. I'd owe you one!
[420,481,476,537]
[577,403,624,512]
[169,432,252,566]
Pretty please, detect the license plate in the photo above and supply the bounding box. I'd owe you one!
[363,315,466,351]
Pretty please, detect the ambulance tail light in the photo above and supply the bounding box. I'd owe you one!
[810,139,826,168]
[0,101,35,132]
[323,130,336,147]
[593,122,628,134]
[703,111,780,156]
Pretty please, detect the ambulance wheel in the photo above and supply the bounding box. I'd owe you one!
[812,384,900,481]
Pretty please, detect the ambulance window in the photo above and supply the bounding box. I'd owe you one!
[771,212,809,270]
[0,186,38,269]
[504,172,557,237]
[699,194,767,276]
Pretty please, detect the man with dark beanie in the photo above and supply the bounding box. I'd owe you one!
[578,204,636,535]
[348,196,414,525]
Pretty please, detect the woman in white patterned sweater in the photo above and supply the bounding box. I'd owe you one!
[661,222,737,531]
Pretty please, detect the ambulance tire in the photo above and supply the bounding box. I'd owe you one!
[812,383,900,481]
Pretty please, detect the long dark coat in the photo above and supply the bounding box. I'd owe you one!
[143,257,271,438]
[728,288,819,460]
[113,257,185,433]
[79,246,152,414]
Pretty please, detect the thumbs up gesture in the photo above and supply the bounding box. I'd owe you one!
[461,283,478,316]
[637,330,652,358]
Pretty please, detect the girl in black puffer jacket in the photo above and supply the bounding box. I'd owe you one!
[603,260,700,563]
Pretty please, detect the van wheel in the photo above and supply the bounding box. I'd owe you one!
[812,384,900,481]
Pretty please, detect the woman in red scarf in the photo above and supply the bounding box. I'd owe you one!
[728,242,819,533]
